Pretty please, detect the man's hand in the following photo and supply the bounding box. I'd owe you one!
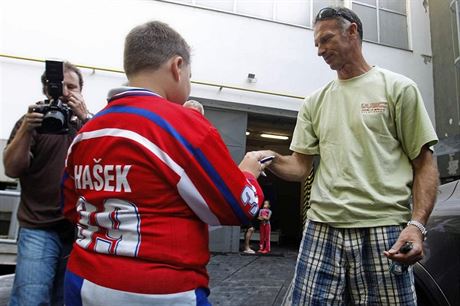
[384,146,438,266]
[383,225,424,265]
[20,104,45,133]
[66,92,89,121]
[249,150,313,182]
[3,103,45,177]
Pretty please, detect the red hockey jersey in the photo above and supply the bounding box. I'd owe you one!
[62,88,263,294]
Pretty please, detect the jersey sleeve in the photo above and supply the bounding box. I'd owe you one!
[180,127,264,226]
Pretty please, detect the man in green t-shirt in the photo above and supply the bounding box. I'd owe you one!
[255,6,438,305]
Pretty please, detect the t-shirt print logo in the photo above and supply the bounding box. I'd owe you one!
[361,102,387,114]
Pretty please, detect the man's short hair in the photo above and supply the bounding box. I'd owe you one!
[41,61,84,95]
[123,21,191,77]
[314,7,363,41]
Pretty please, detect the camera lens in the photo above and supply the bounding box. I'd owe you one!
[42,110,65,132]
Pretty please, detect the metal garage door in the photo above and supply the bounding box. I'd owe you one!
[204,108,247,253]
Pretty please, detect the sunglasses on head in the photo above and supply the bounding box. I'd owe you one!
[315,7,356,24]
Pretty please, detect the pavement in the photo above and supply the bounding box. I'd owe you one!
[208,243,298,306]
[0,243,299,306]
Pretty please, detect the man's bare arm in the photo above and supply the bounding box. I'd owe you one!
[410,145,439,225]
[255,150,313,182]
[384,145,439,264]
[4,124,33,178]
[3,107,43,178]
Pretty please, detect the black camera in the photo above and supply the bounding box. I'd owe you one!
[35,60,72,134]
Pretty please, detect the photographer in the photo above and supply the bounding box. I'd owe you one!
[3,61,92,306]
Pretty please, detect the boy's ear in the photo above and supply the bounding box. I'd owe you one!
[170,56,184,82]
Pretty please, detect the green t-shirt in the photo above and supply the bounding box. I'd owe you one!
[290,67,438,228]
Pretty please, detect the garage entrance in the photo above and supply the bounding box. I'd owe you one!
[201,102,302,251]
[246,112,301,246]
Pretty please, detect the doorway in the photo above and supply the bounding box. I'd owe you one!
[246,112,302,246]
[201,103,302,251]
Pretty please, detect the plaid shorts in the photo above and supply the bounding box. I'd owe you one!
[283,220,416,306]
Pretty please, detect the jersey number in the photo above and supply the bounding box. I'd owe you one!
[76,197,141,257]
[241,185,259,216]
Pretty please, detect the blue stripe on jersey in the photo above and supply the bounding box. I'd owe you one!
[64,270,83,306]
[93,104,249,224]
[193,149,250,224]
[60,171,70,212]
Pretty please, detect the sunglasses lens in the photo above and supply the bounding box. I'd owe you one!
[317,8,337,20]
[316,7,355,24]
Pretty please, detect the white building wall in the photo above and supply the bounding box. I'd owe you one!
[0,0,434,140]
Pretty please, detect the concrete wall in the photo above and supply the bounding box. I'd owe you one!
[429,0,460,181]
[1,0,435,140]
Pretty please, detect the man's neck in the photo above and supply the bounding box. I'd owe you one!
[337,60,372,80]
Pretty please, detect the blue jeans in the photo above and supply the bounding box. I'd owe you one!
[8,227,73,306]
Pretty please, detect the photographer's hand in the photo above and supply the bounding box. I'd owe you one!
[67,92,90,121]
[21,104,44,132]
[3,103,43,178]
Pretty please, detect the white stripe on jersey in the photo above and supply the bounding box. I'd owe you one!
[80,278,199,306]
[66,128,221,225]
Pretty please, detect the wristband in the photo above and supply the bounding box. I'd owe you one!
[407,220,427,240]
